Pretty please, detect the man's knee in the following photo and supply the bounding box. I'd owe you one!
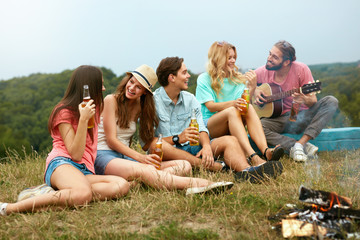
[162,141,179,159]
[163,141,185,155]
[162,140,173,150]
[318,96,339,116]
[323,95,339,108]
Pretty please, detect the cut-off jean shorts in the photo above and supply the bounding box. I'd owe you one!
[203,118,209,128]
[95,150,137,175]
[44,157,93,188]
[202,118,213,140]
[176,144,203,156]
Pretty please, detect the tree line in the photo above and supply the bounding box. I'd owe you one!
[0,61,359,159]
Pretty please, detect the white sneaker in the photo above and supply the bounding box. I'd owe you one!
[0,202,8,216]
[290,145,308,162]
[305,142,319,157]
[17,184,55,202]
[186,182,234,196]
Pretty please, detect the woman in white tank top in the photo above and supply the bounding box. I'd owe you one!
[94,64,233,194]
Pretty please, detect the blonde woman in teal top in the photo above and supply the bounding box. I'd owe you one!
[196,41,284,165]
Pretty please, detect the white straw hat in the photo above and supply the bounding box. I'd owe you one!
[126,64,158,94]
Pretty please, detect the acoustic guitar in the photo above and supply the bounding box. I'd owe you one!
[252,81,321,118]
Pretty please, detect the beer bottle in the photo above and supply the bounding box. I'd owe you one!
[240,82,250,115]
[289,100,301,122]
[81,85,95,128]
[189,109,199,146]
[153,134,163,170]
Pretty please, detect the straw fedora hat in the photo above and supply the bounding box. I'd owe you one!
[126,64,158,94]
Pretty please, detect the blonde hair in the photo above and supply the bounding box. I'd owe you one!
[206,41,246,96]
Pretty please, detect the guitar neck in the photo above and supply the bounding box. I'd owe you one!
[265,88,300,103]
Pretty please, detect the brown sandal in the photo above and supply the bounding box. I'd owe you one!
[263,146,284,161]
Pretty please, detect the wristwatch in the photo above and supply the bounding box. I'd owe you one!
[172,135,180,146]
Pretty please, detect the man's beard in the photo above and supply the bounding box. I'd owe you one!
[266,60,283,70]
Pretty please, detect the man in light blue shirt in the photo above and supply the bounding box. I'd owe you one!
[152,57,283,182]
[154,86,208,147]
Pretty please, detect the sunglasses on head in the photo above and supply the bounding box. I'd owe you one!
[217,41,229,46]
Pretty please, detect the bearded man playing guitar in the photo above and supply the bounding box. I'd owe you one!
[251,40,338,162]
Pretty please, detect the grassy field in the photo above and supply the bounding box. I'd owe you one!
[0,148,359,239]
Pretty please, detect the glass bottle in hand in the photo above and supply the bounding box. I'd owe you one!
[240,82,250,115]
[153,134,163,170]
[189,109,199,146]
[289,100,301,122]
[81,85,95,128]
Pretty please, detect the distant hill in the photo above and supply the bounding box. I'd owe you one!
[308,61,360,128]
[0,67,119,159]
[0,61,359,159]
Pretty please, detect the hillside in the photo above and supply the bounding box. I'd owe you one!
[0,62,359,159]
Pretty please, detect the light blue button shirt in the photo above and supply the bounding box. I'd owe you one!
[154,87,209,145]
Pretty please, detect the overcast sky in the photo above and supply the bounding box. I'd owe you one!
[0,0,359,80]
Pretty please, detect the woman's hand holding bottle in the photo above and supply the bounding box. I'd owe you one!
[234,98,247,113]
[141,154,161,169]
[79,99,95,124]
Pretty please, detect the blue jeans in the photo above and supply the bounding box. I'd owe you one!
[44,157,93,187]
[95,150,137,175]
[176,144,202,156]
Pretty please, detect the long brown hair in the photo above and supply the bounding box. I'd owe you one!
[207,41,245,96]
[48,65,104,141]
[114,74,158,144]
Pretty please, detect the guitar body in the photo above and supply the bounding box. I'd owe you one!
[252,83,283,118]
[252,81,321,119]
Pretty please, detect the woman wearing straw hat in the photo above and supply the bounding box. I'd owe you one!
[94,64,233,195]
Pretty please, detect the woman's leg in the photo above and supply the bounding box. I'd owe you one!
[86,175,130,201]
[160,160,192,176]
[104,158,211,190]
[4,165,94,214]
[207,107,263,164]
[208,106,279,163]
[243,105,268,154]
[244,105,281,160]
[210,136,258,171]
[160,141,223,171]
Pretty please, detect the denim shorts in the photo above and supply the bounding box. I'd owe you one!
[44,157,93,187]
[202,118,214,140]
[203,118,209,128]
[176,144,203,156]
[95,150,137,175]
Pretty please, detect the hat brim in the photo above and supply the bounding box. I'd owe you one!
[126,72,153,95]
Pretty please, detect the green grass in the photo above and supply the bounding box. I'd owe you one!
[1,149,359,239]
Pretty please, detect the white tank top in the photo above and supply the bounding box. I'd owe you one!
[97,116,136,150]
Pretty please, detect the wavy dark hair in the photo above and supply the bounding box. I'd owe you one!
[48,65,104,142]
[274,40,297,62]
[114,74,158,144]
